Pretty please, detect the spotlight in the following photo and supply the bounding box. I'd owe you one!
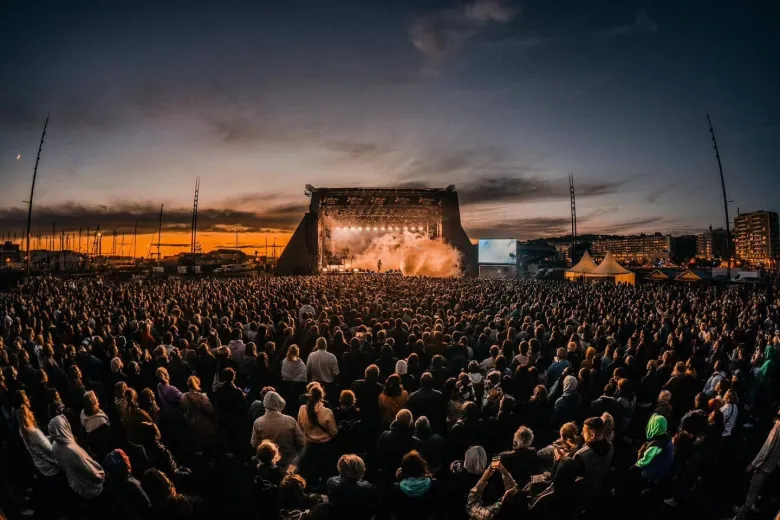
[373,227,378,231]
[380,226,386,231]
[403,226,408,231]
[411,226,417,231]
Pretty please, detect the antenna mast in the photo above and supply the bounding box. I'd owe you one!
[569,172,577,265]
[707,114,732,279]
[151,204,164,262]
[132,222,138,260]
[191,177,200,275]
[25,113,50,275]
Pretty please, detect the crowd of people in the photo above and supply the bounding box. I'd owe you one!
[1,274,780,520]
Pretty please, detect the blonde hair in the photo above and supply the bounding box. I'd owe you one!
[155,367,170,384]
[286,345,300,362]
[187,375,201,392]
[17,404,37,431]
[337,454,366,480]
[600,412,615,441]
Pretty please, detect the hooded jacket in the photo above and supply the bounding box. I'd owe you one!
[635,414,674,482]
[19,425,60,477]
[49,415,105,498]
[251,392,305,466]
[574,439,613,509]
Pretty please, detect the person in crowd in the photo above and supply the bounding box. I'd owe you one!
[327,454,377,520]
[631,413,674,490]
[537,421,582,471]
[375,409,421,482]
[553,375,581,427]
[141,468,195,520]
[730,409,780,519]
[721,389,739,438]
[254,439,287,487]
[48,414,106,500]
[378,373,409,429]
[80,390,113,460]
[466,458,523,520]
[486,395,518,455]
[282,345,308,383]
[500,426,539,490]
[251,390,305,468]
[450,445,488,500]
[414,416,446,474]
[180,375,217,450]
[155,367,183,419]
[213,367,248,454]
[450,401,485,461]
[653,390,673,424]
[17,404,61,517]
[297,382,338,484]
[102,449,153,520]
[138,421,190,479]
[573,416,613,512]
[307,337,340,389]
[408,372,445,434]
[528,457,580,519]
[388,450,442,520]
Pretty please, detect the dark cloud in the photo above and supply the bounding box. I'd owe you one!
[410,0,519,59]
[397,146,514,179]
[465,216,573,239]
[0,201,305,235]
[458,175,628,205]
[325,141,394,162]
[593,217,664,234]
[599,11,658,38]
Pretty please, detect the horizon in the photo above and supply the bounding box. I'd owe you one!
[2,0,778,255]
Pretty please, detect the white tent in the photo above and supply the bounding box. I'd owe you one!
[591,252,636,285]
[565,250,598,280]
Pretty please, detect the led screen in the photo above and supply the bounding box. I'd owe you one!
[478,239,517,265]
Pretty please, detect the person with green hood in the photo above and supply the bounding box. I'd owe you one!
[388,450,442,520]
[634,413,674,483]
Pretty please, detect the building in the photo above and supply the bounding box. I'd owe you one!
[1,241,21,264]
[591,233,671,265]
[670,235,697,263]
[696,226,730,260]
[734,210,780,265]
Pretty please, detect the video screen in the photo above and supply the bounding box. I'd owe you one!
[478,239,517,265]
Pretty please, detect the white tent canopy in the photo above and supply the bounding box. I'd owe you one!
[566,250,598,273]
[591,252,632,275]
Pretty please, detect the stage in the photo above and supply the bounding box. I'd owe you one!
[277,186,477,276]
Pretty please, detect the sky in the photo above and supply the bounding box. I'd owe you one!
[1,0,778,256]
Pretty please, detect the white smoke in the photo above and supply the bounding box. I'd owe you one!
[332,231,461,277]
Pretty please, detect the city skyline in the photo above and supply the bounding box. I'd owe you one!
[1,0,779,255]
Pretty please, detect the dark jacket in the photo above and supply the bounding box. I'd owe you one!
[553,391,582,427]
[375,421,422,478]
[485,411,519,455]
[500,446,540,488]
[587,395,622,423]
[408,388,445,433]
[415,430,446,472]
[103,475,152,520]
[326,476,378,520]
[573,439,613,510]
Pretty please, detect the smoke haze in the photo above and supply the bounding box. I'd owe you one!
[332,231,461,277]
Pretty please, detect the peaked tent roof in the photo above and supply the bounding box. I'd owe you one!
[567,250,598,273]
[592,252,632,275]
